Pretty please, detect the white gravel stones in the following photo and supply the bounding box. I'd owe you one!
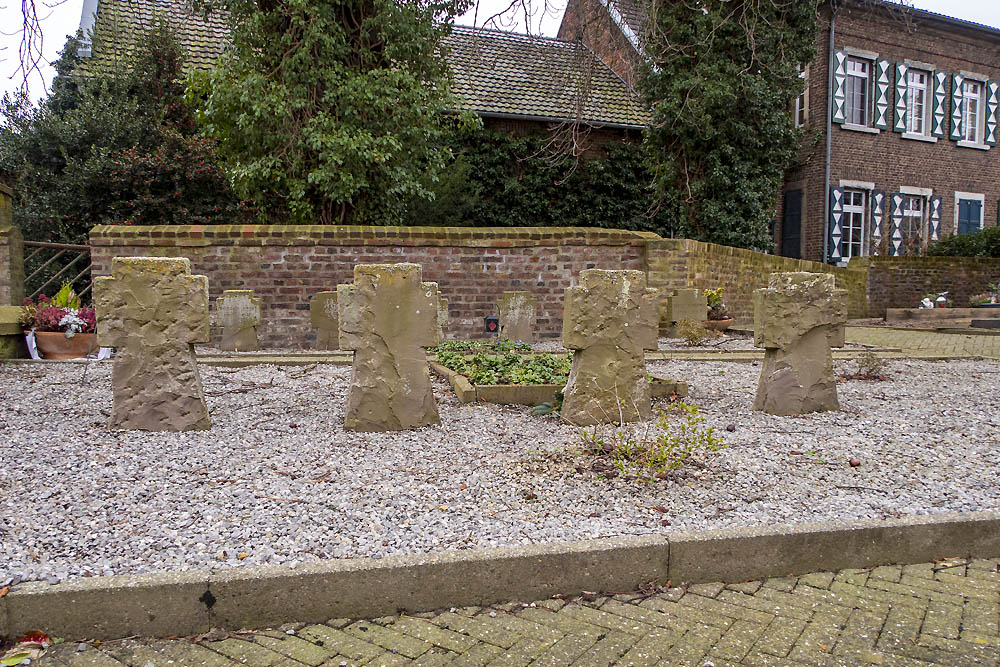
[0,357,997,584]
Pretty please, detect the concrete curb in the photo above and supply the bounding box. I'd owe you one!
[3,511,998,641]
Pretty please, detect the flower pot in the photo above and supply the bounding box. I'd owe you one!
[704,318,733,332]
[31,331,98,360]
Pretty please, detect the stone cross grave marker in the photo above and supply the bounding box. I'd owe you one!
[662,288,704,334]
[498,290,537,343]
[215,289,261,351]
[95,257,211,431]
[561,269,659,425]
[437,296,449,341]
[310,291,339,350]
[753,272,847,416]
[338,263,441,431]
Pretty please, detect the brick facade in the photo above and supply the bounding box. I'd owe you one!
[854,255,1000,315]
[778,2,1000,263]
[557,0,642,88]
[0,184,25,306]
[88,225,654,347]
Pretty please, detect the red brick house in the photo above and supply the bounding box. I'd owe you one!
[559,0,1000,263]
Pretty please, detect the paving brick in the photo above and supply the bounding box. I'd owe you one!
[253,632,337,666]
[568,629,637,666]
[797,572,835,590]
[935,570,1000,594]
[829,581,927,611]
[706,618,770,662]
[637,596,734,630]
[616,628,684,666]
[364,652,412,666]
[203,637,289,665]
[484,637,555,666]
[832,568,870,587]
[920,600,963,639]
[513,607,609,640]
[432,612,520,648]
[677,592,776,625]
[388,616,478,652]
[597,598,693,633]
[751,616,806,659]
[474,611,563,643]
[296,624,384,662]
[900,573,999,601]
[560,603,656,635]
[877,604,925,652]
[755,586,852,621]
[343,622,433,659]
[961,599,1000,637]
[726,580,763,595]
[410,647,457,666]
[664,625,725,665]
[688,582,725,598]
[902,562,937,579]
[39,645,127,667]
[790,612,845,657]
[715,589,810,622]
[525,632,597,666]
[762,577,798,592]
[870,565,903,583]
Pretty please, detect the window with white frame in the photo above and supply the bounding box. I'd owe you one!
[906,69,930,135]
[902,195,926,242]
[795,65,808,127]
[845,57,871,126]
[963,79,984,143]
[842,189,867,259]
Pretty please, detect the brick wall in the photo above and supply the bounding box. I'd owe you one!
[853,256,1000,316]
[0,184,24,306]
[89,225,654,347]
[645,238,870,324]
[779,2,1000,263]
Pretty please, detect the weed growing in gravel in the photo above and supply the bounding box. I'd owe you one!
[579,401,725,478]
[843,351,890,381]
[676,319,710,346]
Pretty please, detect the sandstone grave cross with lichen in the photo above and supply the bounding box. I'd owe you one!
[561,269,659,426]
[94,257,211,431]
[498,290,537,343]
[337,263,441,431]
[753,272,847,416]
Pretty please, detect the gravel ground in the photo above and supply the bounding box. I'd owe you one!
[1,357,997,585]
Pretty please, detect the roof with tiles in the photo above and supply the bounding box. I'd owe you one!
[78,0,649,128]
[442,26,648,127]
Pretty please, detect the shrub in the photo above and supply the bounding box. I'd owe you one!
[677,319,710,346]
[435,348,570,386]
[927,226,1000,258]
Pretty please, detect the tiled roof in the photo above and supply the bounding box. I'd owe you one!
[443,26,648,128]
[81,0,228,74]
[79,1,648,127]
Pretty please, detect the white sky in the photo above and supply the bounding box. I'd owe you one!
[2,0,1000,103]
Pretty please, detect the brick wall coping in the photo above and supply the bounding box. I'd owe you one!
[0,183,11,197]
[849,256,1000,268]
[0,226,19,241]
[89,225,662,248]
[650,237,867,274]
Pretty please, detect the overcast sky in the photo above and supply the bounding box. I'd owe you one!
[2,0,1000,103]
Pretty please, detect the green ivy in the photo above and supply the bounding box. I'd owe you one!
[435,348,571,386]
[402,127,675,235]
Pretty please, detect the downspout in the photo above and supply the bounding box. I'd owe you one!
[823,2,839,264]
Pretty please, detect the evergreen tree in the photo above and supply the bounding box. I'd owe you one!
[197,0,471,224]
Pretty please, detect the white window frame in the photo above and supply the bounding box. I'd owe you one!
[899,186,932,248]
[959,77,988,149]
[954,192,985,236]
[844,56,873,129]
[795,64,809,127]
[841,188,868,260]
[905,68,930,136]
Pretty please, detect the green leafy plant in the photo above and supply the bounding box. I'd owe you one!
[580,401,725,477]
[927,226,1000,258]
[968,283,1000,305]
[532,391,564,416]
[704,286,731,320]
[436,349,570,386]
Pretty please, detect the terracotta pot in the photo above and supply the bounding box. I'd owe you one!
[704,318,733,332]
[31,331,98,360]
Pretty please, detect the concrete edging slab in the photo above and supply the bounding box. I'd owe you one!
[2,511,998,641]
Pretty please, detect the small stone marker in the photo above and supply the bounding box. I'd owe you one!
[310,291,339,350]
[95,257,211,431]
[438,296,449,341]
[215,289,261,351]
[561,269,659,426]
[498,290,537,343]
[663,289,704,330]
[753,272,847,416]
[338,263,441,431]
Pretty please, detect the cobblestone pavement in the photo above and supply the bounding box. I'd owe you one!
[27,557,1000,666]
[846,326,1000,358]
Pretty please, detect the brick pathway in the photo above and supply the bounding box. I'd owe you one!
[846,326,1000,358]
[29,557,1000,666]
